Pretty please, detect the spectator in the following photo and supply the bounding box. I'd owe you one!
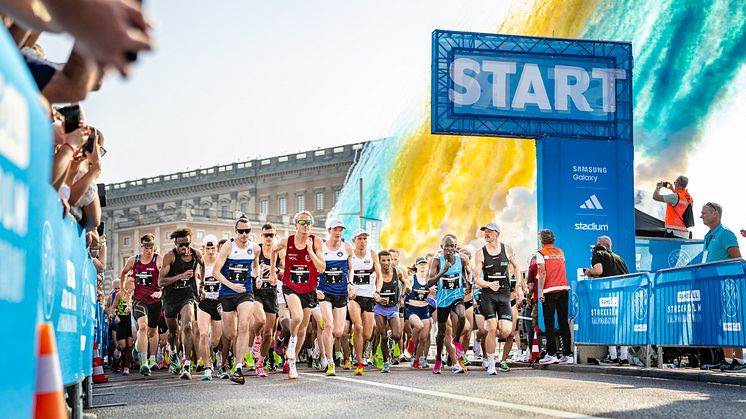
[525,254,539,331]
[60,128,105,231]
[584,236,632,365]
[536,229,573,365]
[652,175,694,239]
[700,202,743,371]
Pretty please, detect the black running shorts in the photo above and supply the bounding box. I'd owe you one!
[132,299,162,329]
[479,291,513,321]
[254,289,279,315]
[198,298,222,321]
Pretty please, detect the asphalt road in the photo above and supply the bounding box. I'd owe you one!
[87,363,746,418]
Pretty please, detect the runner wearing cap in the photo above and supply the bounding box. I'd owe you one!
[317,219,353,377]
[428,235,472,374]
[406,257,432,368]
[348,228,382,376]
[196,234,221,380]
[270,211,326,379]
[474,223,523,375]
[249,223,283,378]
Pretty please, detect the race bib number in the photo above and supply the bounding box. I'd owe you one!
[413,289,428,301]
[442,274,460,290]
[228,263,250,282]
[325,267,343,284]
[204,278,219,293]
[486,274,505,283]
[290,266,310,284]
[135,272,153,286]
[259,279,273,289]
[352,270,371,285]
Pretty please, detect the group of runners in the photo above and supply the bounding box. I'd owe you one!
[108,211,536,382]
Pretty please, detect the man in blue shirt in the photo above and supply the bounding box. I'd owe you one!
[701,202,743,371]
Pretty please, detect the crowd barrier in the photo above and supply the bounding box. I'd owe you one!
[575,259,746,350]
[1,30,98,417]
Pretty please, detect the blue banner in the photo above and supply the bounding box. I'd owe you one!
[0,29,53,418]
[432,30,633,140]
[636,238,704,272]
[575,273,651,345]
[652,260,746,347]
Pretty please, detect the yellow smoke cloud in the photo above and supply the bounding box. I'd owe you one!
[380,0,594,263]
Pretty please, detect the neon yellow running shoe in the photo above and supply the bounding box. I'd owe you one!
[326,363,337,377]
[353,365,364,376]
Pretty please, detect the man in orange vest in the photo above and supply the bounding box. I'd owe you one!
[536,229,573,365]
[652,175,693,238]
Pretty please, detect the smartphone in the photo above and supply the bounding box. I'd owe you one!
[84,128,97,154]
[97,183,107,207]
[57,105,81,134]
[97,221,105,237]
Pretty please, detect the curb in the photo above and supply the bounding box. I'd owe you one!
[533,363,746,386]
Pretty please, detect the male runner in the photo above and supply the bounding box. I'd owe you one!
[317,219,353,377]
[428,235,472,374]
[373,250,408,373]
[112,280,134,375]
[196,234,222,380]
[251,223,283,377]
[270,211,326,379]
[158,228,206,380]
[120,234,162,376]
[213,217,260,384]
[474,223,523,375]
[406,257,432,368]
[348,229,382,376]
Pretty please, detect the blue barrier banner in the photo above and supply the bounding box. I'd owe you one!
[652,260,746,347]
[40,211,98,385]
[635,238,704,272]
[575,273,651,345]
[431,30,633,140]
[0,29,52,417]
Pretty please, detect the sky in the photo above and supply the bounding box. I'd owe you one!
[40,0,511,185]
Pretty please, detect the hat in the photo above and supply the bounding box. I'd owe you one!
[480,223,501,232]
[327,219,345,229]
[415,257,427,265]
[203,234,218,247]
[351,228,368,239]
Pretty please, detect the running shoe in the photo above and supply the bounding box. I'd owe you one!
[487,362,497,375]
[392,357,400,366]
[230,368,245,385]
[122,367,129,376]
[721,359,745,372]
[326,363,337,377]
[217,366,230,379]
[598,355,617,365]
[538,354,559,365]
[245,353,255,370]
[288,360,298,380]
[334,351,343,366]
[451,339,465,359]
[282,360,290,374]
[252,336,262,359]
[452,363,465,374]
[558,355,574,365]
[312,356,321,370]
[432,361,442,374]
[139,364,151,377]
[256,363,268,378]
[343,360,352,370]
[201,368,212,381]
[382,362,390,373]
[413,358,421,369]
[353,364,364,376]
[421,357,429,368]
[180,367,192,380]
[148,357,158,371]
[497,360,510,372]
[457,357,469,372]
[169,353,182,374]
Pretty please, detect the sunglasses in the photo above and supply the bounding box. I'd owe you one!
[141,243,154,248]
[236,228,251,235]
[297,220,313,226]
[262,233,275,238]
[177,242,191,248]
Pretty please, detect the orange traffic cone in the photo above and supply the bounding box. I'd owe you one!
[34,322,67,419]
[529,326,541,363]
[92,342,109,383]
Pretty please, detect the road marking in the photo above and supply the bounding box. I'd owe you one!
[299,373,597,418]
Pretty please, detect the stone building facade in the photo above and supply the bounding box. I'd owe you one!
[100,142,364,294]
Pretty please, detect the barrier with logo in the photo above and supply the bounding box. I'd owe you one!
[1,28,98,416]
[636,238,704,272]
[575,273,652,345]
[652,259,746,347]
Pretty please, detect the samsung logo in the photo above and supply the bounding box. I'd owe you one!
[573,166,607,174]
